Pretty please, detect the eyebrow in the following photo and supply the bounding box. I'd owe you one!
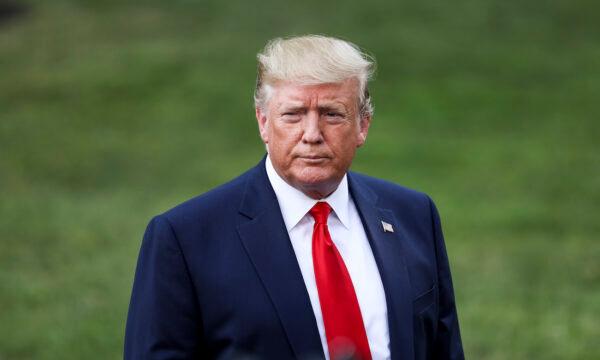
[279,105,306,113]
[278,103,348,112]
[319,104,346,112]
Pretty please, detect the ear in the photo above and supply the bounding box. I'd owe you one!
[255,107,269,144]
[356,114,371,148]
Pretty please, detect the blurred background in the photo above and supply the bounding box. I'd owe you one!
[1,0,599,358]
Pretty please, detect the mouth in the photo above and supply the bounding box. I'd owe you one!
[297,155,330,164]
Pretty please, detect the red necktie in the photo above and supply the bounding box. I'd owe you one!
[310,202,372,360]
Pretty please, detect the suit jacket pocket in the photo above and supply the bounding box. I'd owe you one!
[413,283,437,315]
[413,284,438,359]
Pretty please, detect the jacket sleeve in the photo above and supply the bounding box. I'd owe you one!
[428,197,465,359]
[124,215,202,359]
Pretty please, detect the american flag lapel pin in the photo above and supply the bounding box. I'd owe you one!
[381,221,394,233]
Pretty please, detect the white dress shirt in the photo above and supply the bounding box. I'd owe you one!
[265,156,391,360]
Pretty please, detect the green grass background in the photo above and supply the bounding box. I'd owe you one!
[1,0,599,358]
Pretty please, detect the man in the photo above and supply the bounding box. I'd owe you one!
[125,35,464,360]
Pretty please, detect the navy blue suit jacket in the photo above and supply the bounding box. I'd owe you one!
[124,158,464,359]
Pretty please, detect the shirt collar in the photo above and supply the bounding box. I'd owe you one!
[265,155,350,231]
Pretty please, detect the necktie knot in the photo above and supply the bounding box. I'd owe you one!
[309,201,331,225]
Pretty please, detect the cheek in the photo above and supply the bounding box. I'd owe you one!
[326,128,360,153]
[273,125,302,146]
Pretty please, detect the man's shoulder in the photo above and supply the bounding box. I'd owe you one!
[158,163,260,227]
[350,171,429,199]
[349,171,433,212]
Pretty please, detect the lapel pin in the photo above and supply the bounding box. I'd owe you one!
[381,221,394,233]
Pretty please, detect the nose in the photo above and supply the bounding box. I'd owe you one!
[301,111,324,144]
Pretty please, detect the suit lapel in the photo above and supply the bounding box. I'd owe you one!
[237,159,324,359]
[349,173,415,360]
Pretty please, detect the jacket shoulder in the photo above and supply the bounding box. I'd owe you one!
[350,171,430,200]
[349,171,433,213]
[158,165,256,228]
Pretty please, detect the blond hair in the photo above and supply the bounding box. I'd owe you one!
[254,35,375,117]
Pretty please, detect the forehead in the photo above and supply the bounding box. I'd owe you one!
[269,78,359,107]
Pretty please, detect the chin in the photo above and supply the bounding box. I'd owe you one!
[294,169,339,188]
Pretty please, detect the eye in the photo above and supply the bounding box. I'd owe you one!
[280,111,301,123]
[324,111,345,123]
[281,109,302,116]
[324,109,347,119]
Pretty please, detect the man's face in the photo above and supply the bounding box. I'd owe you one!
[256,78,370,199]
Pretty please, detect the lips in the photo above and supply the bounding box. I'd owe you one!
[296,155,330,165]
[301,155,327,159]
[297,155,330,160]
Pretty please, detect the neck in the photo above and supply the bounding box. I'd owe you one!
[297,183,338,200]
